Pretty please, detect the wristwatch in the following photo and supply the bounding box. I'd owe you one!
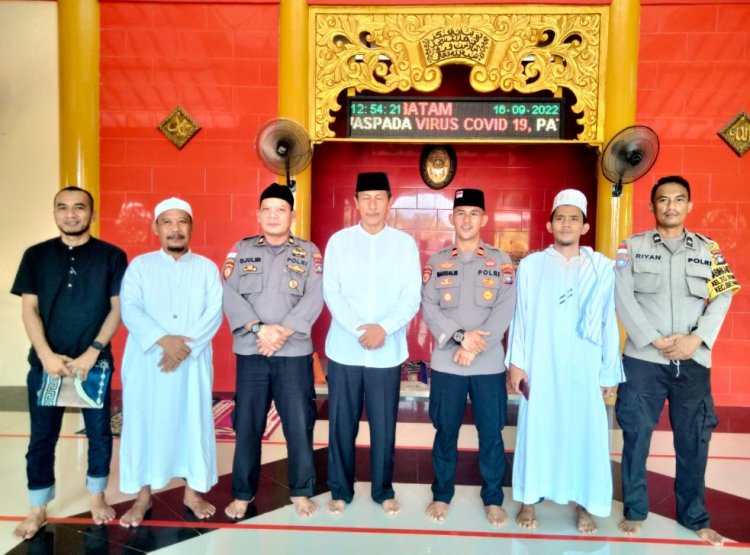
[250,322,264,335]
[452,329,465,344]
[91,340,105,351]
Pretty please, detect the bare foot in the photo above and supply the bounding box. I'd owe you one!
[618,519,642,536]
[697,528,724,547]
[516,504,537,529]
[13,506,46,539]
[120,487,152,528]
[426,501,449,522]
[224,498,252,520]
[485,504,508,527]
[184,487,215,520]
[291,496,318,517]
[90,493,116,525]
[576,505,598,534]
[327,499,347,515]
[382,498,401,516]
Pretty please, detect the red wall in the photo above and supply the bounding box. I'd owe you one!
[98,1,750,405]
[99,2,280,391]
[310,142,598,363]
[635,3,750,406]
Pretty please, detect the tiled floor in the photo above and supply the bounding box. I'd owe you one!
[1,393,749,554]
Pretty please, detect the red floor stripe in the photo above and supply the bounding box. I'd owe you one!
[0,515,747,548]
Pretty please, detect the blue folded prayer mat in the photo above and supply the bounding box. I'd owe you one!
[37,360,111,409]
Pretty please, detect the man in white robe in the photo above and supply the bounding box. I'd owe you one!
[119,197,223,527]
[506,189,623,534]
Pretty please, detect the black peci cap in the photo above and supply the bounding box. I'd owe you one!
[260,183,294,209]
[453,188,485,210]
[356,172,391,193]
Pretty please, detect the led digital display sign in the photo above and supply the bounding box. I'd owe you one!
[347,97,565,140]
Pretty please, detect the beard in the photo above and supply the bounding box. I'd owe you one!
[58,222,91,237]
[555,237,577,247]
[167,245,188,253]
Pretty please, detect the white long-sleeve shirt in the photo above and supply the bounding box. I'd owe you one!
[323,224,421,368]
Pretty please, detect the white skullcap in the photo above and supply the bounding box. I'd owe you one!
[154,197,193,221]
[551,189,587,217]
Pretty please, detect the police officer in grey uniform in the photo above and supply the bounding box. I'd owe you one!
[421,188,516,526]
[615,175,737,546]
[222,183,324,519]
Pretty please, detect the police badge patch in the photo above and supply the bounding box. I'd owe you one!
[313,252,323,274]
[422,264,433,285]
[223,249,237,280]
[616,242,630,270]
[500,263,514,285]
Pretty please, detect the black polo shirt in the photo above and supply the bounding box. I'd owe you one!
[11,237,128,367]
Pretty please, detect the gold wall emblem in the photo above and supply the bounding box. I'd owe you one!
[158,105,201,149]
[718,112,750,157]
[311,7,607,144]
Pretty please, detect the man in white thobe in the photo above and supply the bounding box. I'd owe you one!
[506,189,623,534]
[119,197,223,527]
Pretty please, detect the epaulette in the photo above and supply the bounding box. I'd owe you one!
[694,232,713,244]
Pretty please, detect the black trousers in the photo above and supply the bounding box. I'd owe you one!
[326,360,401,504]
[231,354,316,500]
[429,370,507,506]
[616,356,718,530]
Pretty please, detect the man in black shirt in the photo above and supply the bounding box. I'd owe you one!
[10,187,127,539]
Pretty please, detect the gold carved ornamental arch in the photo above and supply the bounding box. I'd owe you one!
[310,6,608,144]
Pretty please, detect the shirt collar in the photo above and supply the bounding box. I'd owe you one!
[651,229,694,250]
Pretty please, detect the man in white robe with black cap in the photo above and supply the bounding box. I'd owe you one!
[323,172,421,516]
[506,189,624,534]
[119,197,223,527]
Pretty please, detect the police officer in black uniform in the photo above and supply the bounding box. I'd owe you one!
[421,188,516,526]
[615,175,738,546]
[222,183,324,519]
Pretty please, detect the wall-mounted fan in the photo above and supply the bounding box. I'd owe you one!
[601,125,659,197]
[255,118,313,192]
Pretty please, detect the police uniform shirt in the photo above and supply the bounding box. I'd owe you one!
[615,229,732,368]
[421,242,516,376]
[11,237,128,367]
[222,234,323,357]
